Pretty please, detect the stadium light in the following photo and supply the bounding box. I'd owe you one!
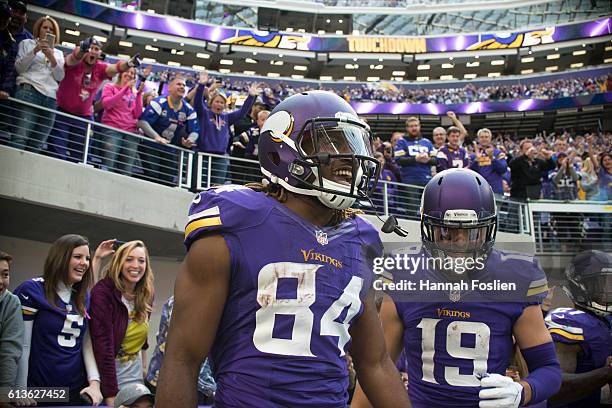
[268,73,280,77]
[441,63,454,69]
[464,73,477,79]
[572,50,587,56]
[417,64,430,70]
[243,70,255,75]
[547,54,560,60]
[440,75,454,80]
[65,29,80,36]
[570,63,583,68]
[491,59,505,65]
[392,71,406,76]
[119,41,133,48]
[521,57,534,63]
[196,53,211,59]
[320,76,333,80]
[219,59,234,65]
[292,75,304,79]
[167,61,181,67]
[219,68,231,73]
[466,61,480,67]
[488,72,501,77]
[343,76,356,81]
[367,77,380,81]
[416,76,429,81]
[245,58,258,64]
[545,66,558,71]
[145,45,159,52]
[294,65,308,71]
[521,69,534,74]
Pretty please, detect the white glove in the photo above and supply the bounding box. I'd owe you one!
[478,373,523,408]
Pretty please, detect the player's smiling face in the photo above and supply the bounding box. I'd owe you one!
[67,245,90,284]
[120,246,147,285]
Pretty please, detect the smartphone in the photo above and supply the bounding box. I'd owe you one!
[45,33,55,47]
[112,240,126,251]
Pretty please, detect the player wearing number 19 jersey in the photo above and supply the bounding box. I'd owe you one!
[353,168,562,408]
[157,91,411,408]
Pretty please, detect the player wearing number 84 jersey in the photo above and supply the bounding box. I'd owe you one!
[156,91,411,408]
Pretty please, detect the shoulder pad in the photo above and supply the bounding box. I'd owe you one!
[184,185,272,250]
[545,307,590,343]
[493,250,549,302]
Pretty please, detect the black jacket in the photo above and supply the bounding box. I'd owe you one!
[509,155,556,199]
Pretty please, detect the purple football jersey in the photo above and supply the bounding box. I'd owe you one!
[14,278,89,391]
[393,249,548,408]
[436,145,470,171]
[545,307,612,408]
[184,185,383,407]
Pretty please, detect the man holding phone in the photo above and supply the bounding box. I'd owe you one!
[46,35,141,162]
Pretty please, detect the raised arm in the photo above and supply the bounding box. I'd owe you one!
[155,234,231,407]
[350,293,409,408]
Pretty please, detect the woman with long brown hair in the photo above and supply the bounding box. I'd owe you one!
[14,234,103,405]
[89,240,154,407]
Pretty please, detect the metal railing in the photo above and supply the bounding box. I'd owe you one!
[528,200,611,255]
[1,95,542,237]
[0,96,194,189]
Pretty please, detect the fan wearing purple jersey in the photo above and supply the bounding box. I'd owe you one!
[353,168,562,408]
[13,234,103,405]
[545,250,612,408]
[156,91,411,408]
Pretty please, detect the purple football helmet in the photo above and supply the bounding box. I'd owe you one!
[420,168,497,272]
[564,250,612,316]
[258,91,380,210]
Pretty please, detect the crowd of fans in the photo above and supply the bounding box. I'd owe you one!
[0,237,216,408]
[0,1,610,203]
[145,69,611,106]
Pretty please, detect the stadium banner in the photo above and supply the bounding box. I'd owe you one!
[351,92,612,115]
[32,0,611,53]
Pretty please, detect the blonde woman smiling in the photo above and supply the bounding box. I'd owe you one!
[89,241,154,408]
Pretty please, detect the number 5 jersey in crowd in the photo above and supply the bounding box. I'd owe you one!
[14,278,89,392]
[184,185,383,407]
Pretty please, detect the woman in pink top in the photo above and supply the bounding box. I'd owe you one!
[99,68,144,174]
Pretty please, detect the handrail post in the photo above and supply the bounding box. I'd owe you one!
[82,122,92,164]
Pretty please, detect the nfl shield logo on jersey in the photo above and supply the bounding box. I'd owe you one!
[316,230,328,246]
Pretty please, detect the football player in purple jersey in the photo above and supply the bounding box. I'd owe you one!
[545,250,611,408]
[353,168,562,408]
[156,91,411,408]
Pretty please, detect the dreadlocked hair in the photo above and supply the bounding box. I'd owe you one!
[245,181,363,227]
